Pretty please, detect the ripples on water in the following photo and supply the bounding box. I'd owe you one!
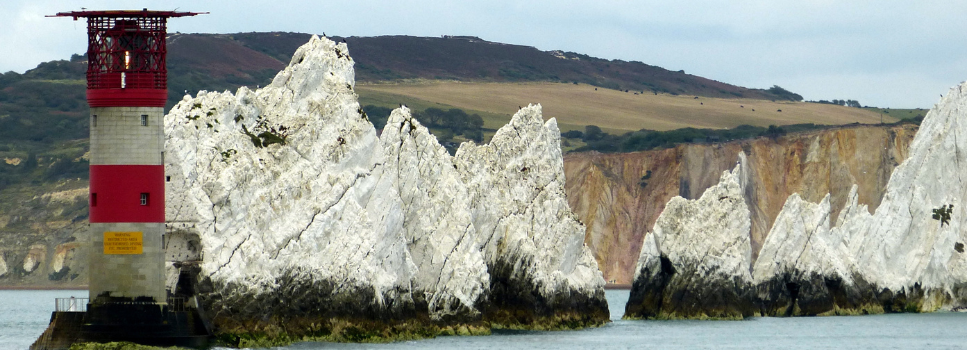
[5,289,967,350]
[1,289,86,350]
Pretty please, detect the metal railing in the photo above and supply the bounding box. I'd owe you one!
[54,296,196,312]
[167,296,188,312]
[55,297,89,312]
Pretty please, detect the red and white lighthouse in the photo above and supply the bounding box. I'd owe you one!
[57,7,200,310]
[34,10,208,350]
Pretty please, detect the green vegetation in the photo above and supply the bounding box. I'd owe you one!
[564,124,795,153]
[863,107,926,123]
[564,114,924,154]
[357,88,511,130]
[240,120,289,148]
[414,107,485,142]
[763,85,803,101]
[933,204,953,227]
[362,104,488,153]
[68,342,190,350]
[363,101,922,156]
[0,59,91,228]
[810,99,862,108]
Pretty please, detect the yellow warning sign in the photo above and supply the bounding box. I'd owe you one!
[104,231,143,255]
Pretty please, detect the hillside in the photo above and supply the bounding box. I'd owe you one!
[357,81,893,134]
[214,32,796,100]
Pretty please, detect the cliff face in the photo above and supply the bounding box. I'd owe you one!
[163,35,606,345]
[626,82,967,318]
[0,185,88,288]
[565,124,917,284]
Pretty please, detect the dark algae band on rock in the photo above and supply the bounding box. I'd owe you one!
[626,83,967,319]
[185,263,605,347]
[194,266,607,347]
[626,267,948,319]
[485,257,609,330]
[625,255,757,320]
[160,35,609,347]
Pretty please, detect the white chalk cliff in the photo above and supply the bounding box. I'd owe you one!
[627,82,967,317]
[164,35,607,342]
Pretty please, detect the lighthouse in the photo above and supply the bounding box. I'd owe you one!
[32,9,208,350]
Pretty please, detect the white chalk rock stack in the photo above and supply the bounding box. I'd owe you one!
[164,35,608,342]
[455,105,608,326]
[625,154,756,319]
[752,191,862,315]
[165,36,423,330]
[379,108,490,321]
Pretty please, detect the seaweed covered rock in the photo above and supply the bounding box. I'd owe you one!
[164,35,607,345]
[625,154,756,319]
[752,190,869,316]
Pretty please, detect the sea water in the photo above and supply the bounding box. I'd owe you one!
[1,289,86,350]
[5,289,967,350]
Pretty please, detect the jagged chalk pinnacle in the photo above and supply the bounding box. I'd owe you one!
[165,36,608,341]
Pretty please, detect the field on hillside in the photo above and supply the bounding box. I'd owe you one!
[863,107,927,121]
[357,82,898,133]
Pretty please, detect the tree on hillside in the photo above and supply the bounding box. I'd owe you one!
[766,85,803,101]
[562,130,584,139]
[469,114,484,129]
[440,108,469,133]
[465,129,483,143]
[421,107,446,126]
[583,125,603,142]
[762,125,786,139]
[362,105,393,130]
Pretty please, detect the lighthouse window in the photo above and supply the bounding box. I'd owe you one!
[140,115,148,126]
[92,115,97,127]
[140,193,149,206]
[91,193,97,207]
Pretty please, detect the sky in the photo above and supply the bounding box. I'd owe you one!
[3,1,966,108]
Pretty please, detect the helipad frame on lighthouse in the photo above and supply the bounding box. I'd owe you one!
[33,9,209,350]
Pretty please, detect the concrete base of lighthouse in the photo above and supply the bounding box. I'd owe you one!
[30,302,212,350]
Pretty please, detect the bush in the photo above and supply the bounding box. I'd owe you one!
[762,125,786,139]
[583,125,603,142]
[437,129,454,143]
[570,123,830,154]
[362,105,393,130]
[562,130,584,139]
[766,85,803,101]
[465,129,483,143]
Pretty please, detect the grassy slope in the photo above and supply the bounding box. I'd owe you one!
[357,82,899,134]
[862,107,928,122]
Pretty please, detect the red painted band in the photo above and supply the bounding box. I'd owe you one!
[87,88,167,107]
[90,165,164,223]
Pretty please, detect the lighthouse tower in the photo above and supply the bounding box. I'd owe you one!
[33,10,207,350]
